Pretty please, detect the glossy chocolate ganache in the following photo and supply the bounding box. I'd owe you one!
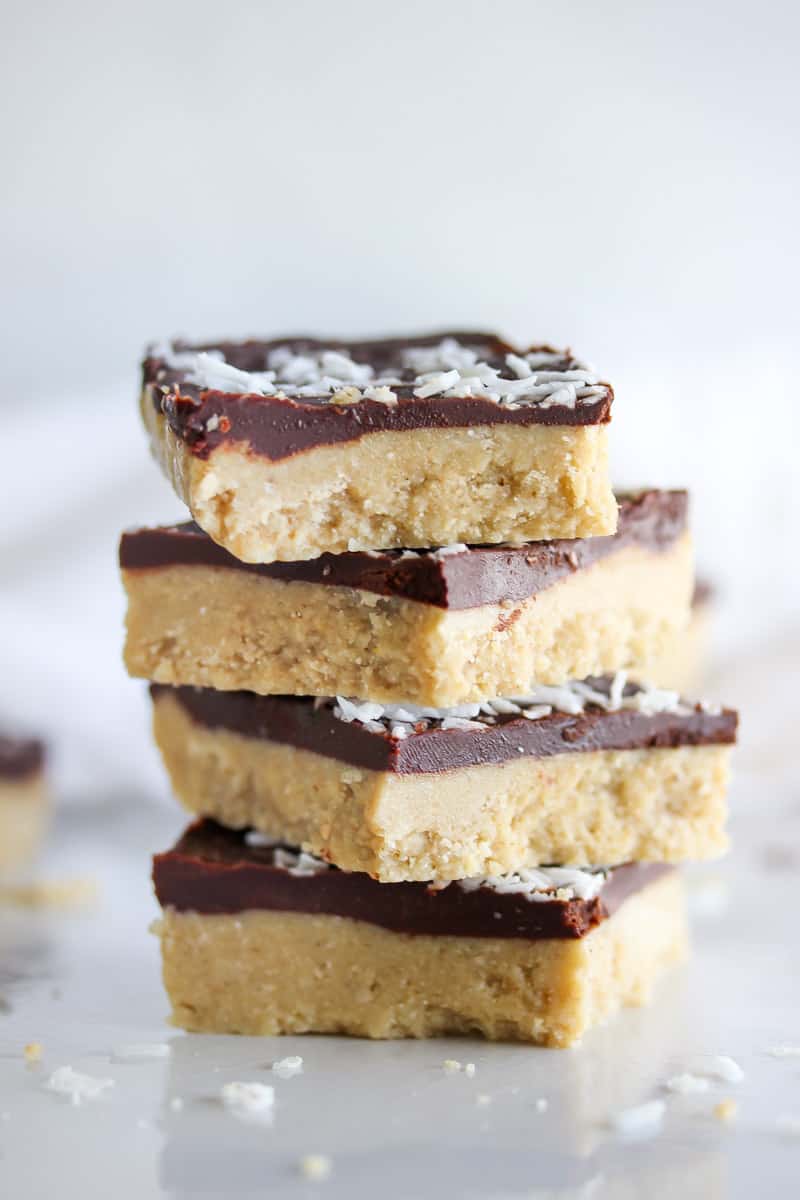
[120,490,686,611]
[143,332,614,462]
[153,820,672,941]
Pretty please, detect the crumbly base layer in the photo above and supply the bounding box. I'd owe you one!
[124,536,692,705]
[156,872,687,1046]
[0,775,49,872]
[142,400,617,562]
[152,691,729,880]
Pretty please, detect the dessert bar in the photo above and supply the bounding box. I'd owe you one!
[0,734,48,871]
[150,677,736,881]
[153,821,687,1047]
[122,490,691,705]
[141,333,618,562]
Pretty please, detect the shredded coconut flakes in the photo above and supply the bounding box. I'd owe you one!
[611,1099,666,1137]
[220,1081,275,1117]
[154,336,607,411]
[45,1066,114,1105]
[272,1055,304,1079]
[331,674,696,741]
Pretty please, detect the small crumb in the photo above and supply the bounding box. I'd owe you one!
[112,1043,171,1062]
[534,1098,549,1113]
[476,1094,492,1107]
[777,1115,800,1137]
[664,1073,710,1095]
[464,1062,476,1078]
[713,1098,737,1122]
[272,1055,303,1079]
[442,1059,462,1074]
[300,1154,332,1181]
[24,1042,43,1063]
[220,1081,275,1118]
[45,1066,114,1105]
[767,1045,800,1058]
[169,1097,184,1112]
[611,1099,666,1138]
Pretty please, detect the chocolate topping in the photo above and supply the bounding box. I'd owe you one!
[143,332,613,462]
[0,734,45,780]
[120,490,686,611]
[152,682,738,775]
[153,820,671,940]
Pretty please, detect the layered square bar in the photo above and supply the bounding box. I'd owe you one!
[141,332,618,563]
[153,821,687,1047]
[121,490,691,706]
[0,734,48,872]
[150,676,737,882]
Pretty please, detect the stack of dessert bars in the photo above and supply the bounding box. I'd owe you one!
[120,332,737,1048]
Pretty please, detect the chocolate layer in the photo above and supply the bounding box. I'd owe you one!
[144,332,613,463]
[152,682,738,776]
[0,734,45,781]
[153,820,671,940]
[120,490,685,611]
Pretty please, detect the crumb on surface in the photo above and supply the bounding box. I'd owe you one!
[300,1154,332,1181]
[713,1098,737,1122]
[442,1059,462,1074]
[24,1042,43,1063]
[464,1062,476,1078]
[535,1097,549,1113]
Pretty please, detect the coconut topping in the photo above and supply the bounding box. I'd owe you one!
[331,673,696,739]
[453,865,610,902]
[152,336,607,411]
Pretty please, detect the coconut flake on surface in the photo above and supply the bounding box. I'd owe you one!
[272,1055,304,1079]
[611,1099,666,1137]
[45,1066,115,1105]
[767,1045,800,1058]
[693,1055,745,1084]
[664,1073,710,1095]
[220,1081,275,1118]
